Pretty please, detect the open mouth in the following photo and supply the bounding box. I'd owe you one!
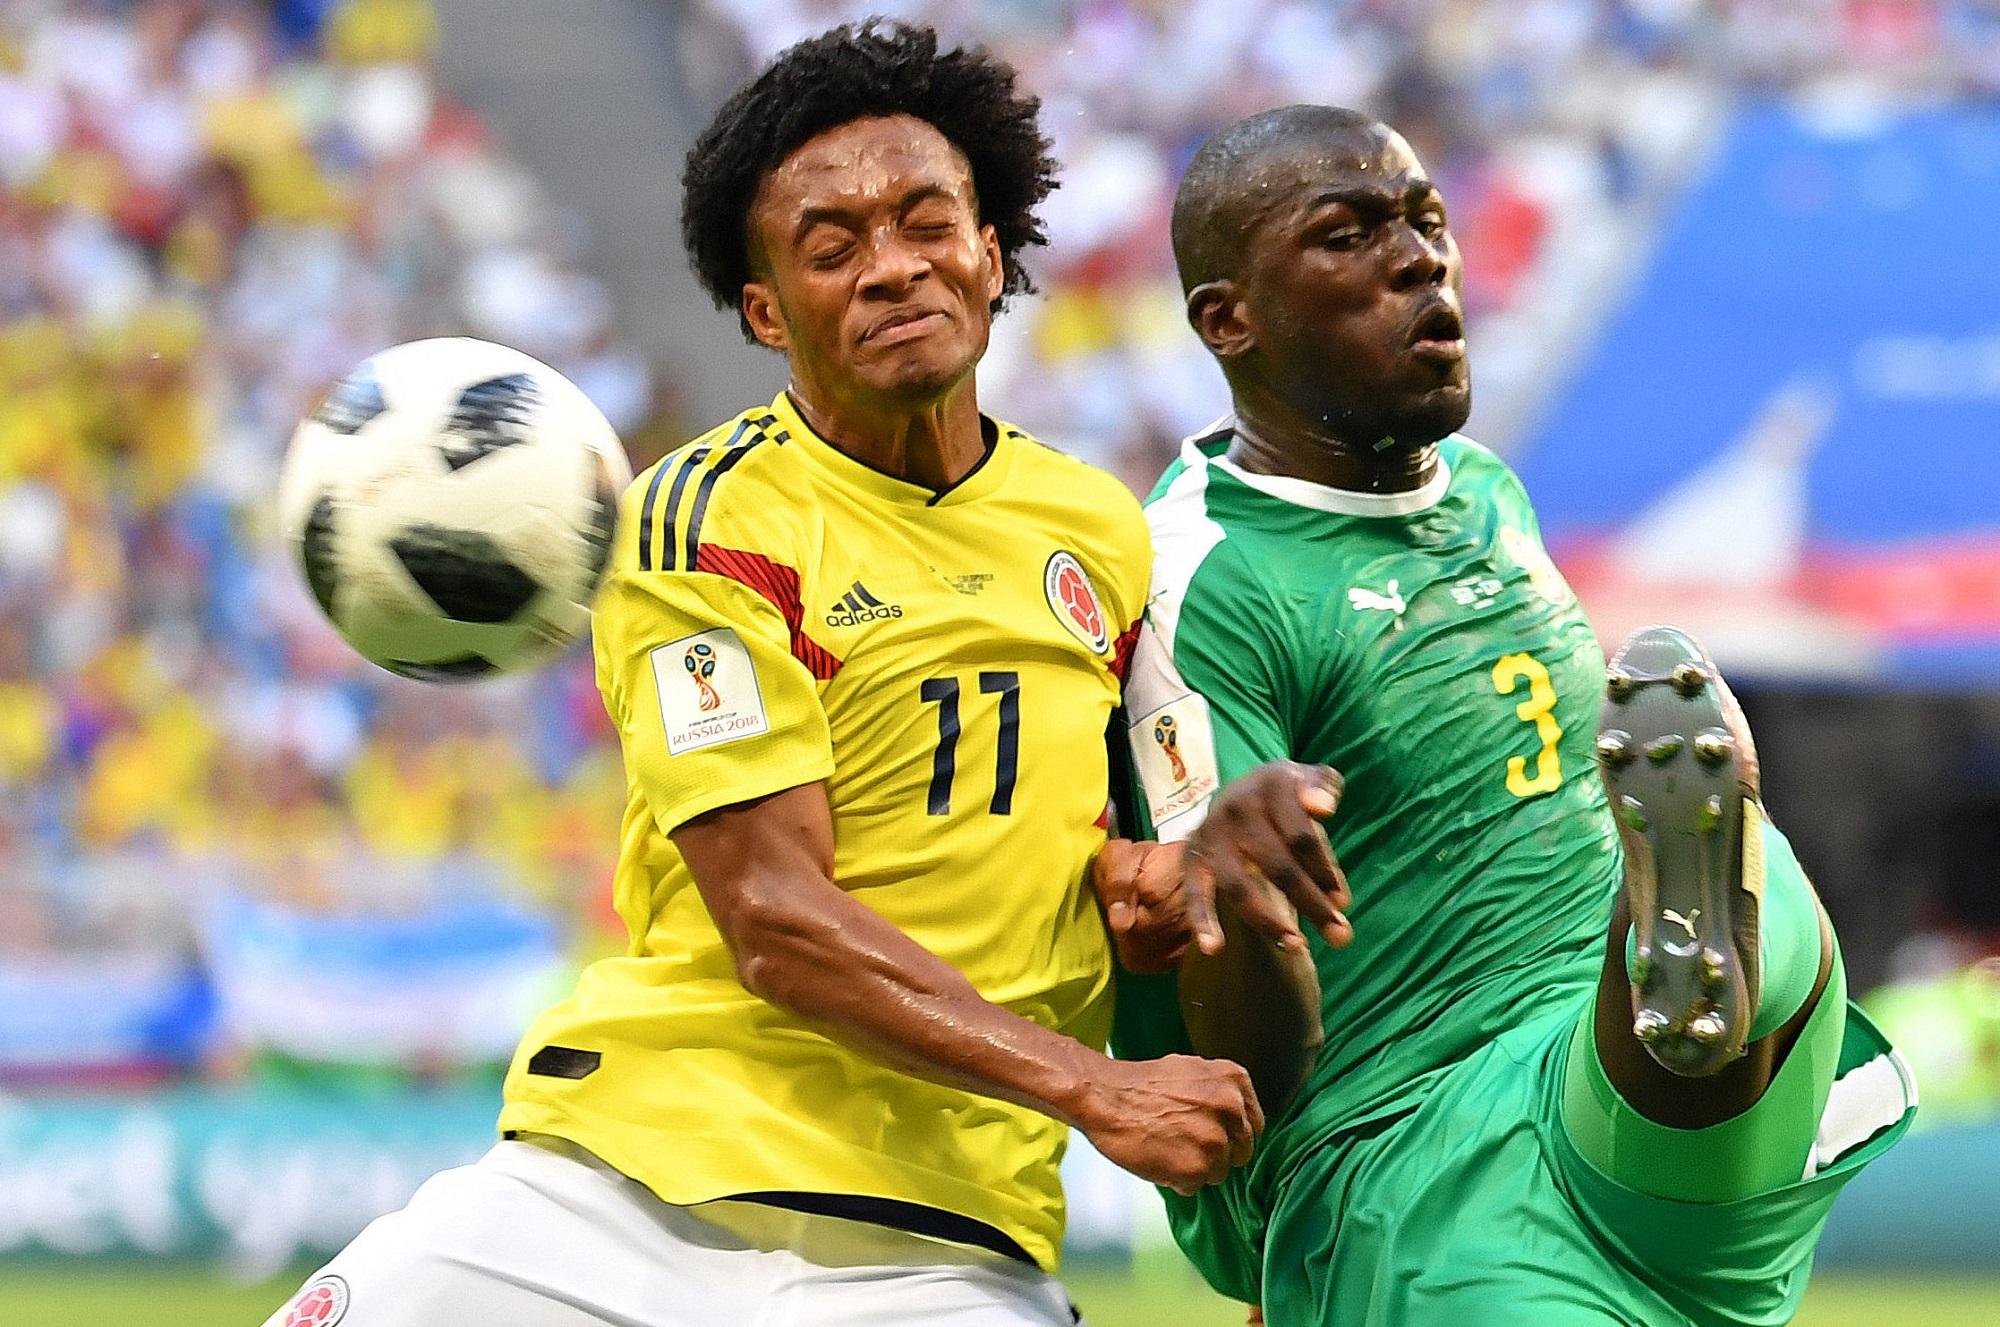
[1409,304,1466,361]
[1412,304,1464,344]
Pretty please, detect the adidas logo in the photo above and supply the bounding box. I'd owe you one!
[825,581,904,627]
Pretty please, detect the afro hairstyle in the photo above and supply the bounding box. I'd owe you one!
[681,19,1058,341]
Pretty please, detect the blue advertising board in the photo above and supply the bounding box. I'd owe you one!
[1518,102,2000,685]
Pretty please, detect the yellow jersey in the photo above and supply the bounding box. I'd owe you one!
[498,390,1150,1273]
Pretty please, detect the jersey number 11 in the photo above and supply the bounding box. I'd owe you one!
[920,672,1020,816]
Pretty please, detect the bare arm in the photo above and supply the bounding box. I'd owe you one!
[1094,762,1342,1117]
[1179,896,1323,1120]
[673,781,1265,1194]
[1094,844,1322,1116]
[1180,762,1344,1115]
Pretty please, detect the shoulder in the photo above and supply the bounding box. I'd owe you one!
[1440,433,1523,493]
[1000,422,1151,603]
[622,407,808,575]
[1439,433,1539,526]
[1142,443,1255,604]
[1005,423,1146,522]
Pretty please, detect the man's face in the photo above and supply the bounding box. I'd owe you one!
[743,114,1004,408]
[1228,129,1471,448]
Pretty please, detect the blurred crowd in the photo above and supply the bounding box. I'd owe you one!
[0,0,644,972]
[3,0,1999,1082]
[684,0,2000,488]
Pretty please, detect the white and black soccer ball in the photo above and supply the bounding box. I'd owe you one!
[278,338,633,682]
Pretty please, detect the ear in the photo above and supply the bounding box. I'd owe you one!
[978,222,1004,306]
[742,280,789,353]
[1186,280,1254,360]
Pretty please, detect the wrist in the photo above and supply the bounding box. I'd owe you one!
[1036,1038,1111,1130]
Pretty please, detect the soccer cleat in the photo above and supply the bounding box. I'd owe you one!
[1597,625,1763,1077]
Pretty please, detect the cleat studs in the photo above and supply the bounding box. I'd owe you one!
[1701,949,1727,987]
[1670,662,1707,697]
[1630,951,1653,984]
[1597,731,1635,767]
[1692,729,1735,767]
[1644,735,1684,764]
[1606,668,1638,701]
[1686,1011,1728,1045]
[1697,794,1724,832]
[1633,1010,1671,1043]
[1618,795,1649,831]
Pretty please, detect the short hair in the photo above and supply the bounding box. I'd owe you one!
[1170,104,1383,291]
[682,20,1058,341]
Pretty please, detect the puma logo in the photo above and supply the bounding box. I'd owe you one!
[1663,907,1701,940]
[1348,580,1406,617]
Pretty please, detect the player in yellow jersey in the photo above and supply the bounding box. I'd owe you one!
[267,21,1348,1327]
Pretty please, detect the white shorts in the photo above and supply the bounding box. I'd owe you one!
[263,1139,1082,1327]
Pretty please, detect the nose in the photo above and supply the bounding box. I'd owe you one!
[1388,224,1448,292]
[857,229,929,300]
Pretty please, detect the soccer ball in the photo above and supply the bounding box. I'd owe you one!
[278,337,633,681]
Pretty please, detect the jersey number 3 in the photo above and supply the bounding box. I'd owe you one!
[920,672,1020,816]
[1491,653,1563,797]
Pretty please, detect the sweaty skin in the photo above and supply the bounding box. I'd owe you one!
[742,114,999,490]
[1165,110,1828,1127]
[1187,125,1468,496]
[672,112,1343,1196]
[677,784,1262,1195]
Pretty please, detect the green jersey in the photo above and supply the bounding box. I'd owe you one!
[1115,428,1621,1289]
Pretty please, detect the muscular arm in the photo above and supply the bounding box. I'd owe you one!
[674,780,1265,1194]
[676,781,1103,1119]
[1097,763,1342,1120]
[1180,905,1323,1121]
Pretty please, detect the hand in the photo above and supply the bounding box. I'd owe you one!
[1247,1309,1264,1326]
[1092,839,1193,973]
[1073,1053,1264,1196]
[1186,762,1351,955]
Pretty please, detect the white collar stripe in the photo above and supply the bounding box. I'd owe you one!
[1189,423,1455,517]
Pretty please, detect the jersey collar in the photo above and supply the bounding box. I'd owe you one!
[771,390,1015,508]
[1188,418,1455,517]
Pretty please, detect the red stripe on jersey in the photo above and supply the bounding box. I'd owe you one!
[1109,620,1141,684]
[694,544,844,680]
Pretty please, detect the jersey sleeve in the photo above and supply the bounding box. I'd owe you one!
[595,552,834,837]
[1122,540,1293,842]
[1112,541,1286,1303]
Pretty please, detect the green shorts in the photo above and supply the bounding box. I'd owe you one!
[1260,996,1914,1327]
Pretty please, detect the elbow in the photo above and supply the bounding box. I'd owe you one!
[734,943,796,1005]
[718,890,819,1007]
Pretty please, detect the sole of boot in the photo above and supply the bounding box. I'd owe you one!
[1596,625,1763,1078]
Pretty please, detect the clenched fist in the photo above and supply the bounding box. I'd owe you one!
[1092,761,1351,968]
[1092,839,1192,973]
[1071,1053,1264,1195]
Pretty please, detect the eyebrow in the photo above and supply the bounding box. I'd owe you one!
[790,184,960,246]
[1302,179,1443,217]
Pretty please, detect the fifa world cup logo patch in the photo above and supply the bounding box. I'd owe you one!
[1153,714,1188,784]
[685,642,721,711]
[284,1275,350,1327]
[653,628,770,755]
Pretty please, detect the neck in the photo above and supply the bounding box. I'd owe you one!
[1226,386,1441,494]
[787,373,989,493]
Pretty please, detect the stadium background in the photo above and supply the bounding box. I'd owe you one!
[1,0,1996,1322]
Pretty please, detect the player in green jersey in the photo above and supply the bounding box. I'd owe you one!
[1102,105,1916,1326]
